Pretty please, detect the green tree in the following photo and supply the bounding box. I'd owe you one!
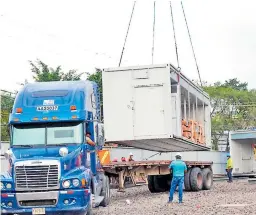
[29,59,83,82]
[1,90,15,141]
[86,68,103,120]
[203,81,256,151]
[223,78,248,91]
[86,68,102,100]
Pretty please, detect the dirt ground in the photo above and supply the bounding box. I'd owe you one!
[93,180,256,215]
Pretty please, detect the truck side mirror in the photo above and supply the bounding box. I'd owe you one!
[4,149,13,160]
[97,123,104,147]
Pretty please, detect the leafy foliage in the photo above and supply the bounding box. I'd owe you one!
[1,91,15,141]
[203,79,256,151]
[29,59,83,82]
[86,68,103,102]
[86,68,103,120]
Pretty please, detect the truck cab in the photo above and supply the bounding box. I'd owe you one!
[1,81,110,215]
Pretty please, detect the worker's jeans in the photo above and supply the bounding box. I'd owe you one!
[227,168,233,182]
[169,176,184,203]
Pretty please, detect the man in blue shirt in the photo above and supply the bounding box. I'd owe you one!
[168,153,187,203]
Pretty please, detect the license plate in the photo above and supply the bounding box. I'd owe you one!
[36,105,58,111]
[32,208,45,214]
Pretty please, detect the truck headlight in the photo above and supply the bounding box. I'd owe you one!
[59,147,68,157]
[72,179,80,187]
[62,180,71,188]
[1,182,4,189]
[6,183,12,189]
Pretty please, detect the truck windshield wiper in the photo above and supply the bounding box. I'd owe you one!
[12,145,34,148]
[46,143,68,147]
[46,143,81,147]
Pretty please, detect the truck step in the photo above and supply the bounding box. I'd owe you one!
[92,195,104,207]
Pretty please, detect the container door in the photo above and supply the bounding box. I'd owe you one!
[133,85,166,138]
[253,144,256,172]
[242,144,252,173]
[171,95,177,136]
[253,155,256,172]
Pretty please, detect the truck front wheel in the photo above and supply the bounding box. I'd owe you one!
[86,186,93,215]
[100,175,110,207]
[86,197,93,215]
[190,167,203,191]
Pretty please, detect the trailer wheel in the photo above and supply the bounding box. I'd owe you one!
[190,167,203,191]
[153,175,169,192]
[100,175,110,207]
[184,168,192,191]
[202,168,213,190]
[147,175,156,193]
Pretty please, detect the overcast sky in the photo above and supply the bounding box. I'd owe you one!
[0,0,256,92]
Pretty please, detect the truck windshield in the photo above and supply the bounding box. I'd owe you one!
[12,122,83,146]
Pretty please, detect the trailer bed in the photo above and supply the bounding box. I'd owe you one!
[103,160,213,168]
[102,160,213,191]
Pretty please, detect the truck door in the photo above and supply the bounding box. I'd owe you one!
[133,84,166,138]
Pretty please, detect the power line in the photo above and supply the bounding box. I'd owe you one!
[118,1,136,67]
[170,1,180,70]
[152,1,156,64]
[181,2,202,87]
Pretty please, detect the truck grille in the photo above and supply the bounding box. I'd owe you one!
[19,199,57,207]
[15,164,59,190]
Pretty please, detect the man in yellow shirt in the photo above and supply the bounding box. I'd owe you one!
[226,153,233,183]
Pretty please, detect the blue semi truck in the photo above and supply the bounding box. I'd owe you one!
[1,81,110,215]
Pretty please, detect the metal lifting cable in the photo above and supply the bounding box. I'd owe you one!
[181,2,203,87]
[118,1,136,67]
[170,1,180,70]
[152,1,156,64]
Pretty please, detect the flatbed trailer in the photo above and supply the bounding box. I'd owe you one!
[102,160,213,193]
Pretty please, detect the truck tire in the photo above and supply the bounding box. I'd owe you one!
[153,175,169,192]
[184,168,192,191]
[202,168,213,190]
[190,167,203,191]
[148,175,156,193]
[100,175,110,207]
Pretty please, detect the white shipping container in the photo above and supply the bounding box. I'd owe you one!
[230,130,256,174]
[102,63,211,152]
